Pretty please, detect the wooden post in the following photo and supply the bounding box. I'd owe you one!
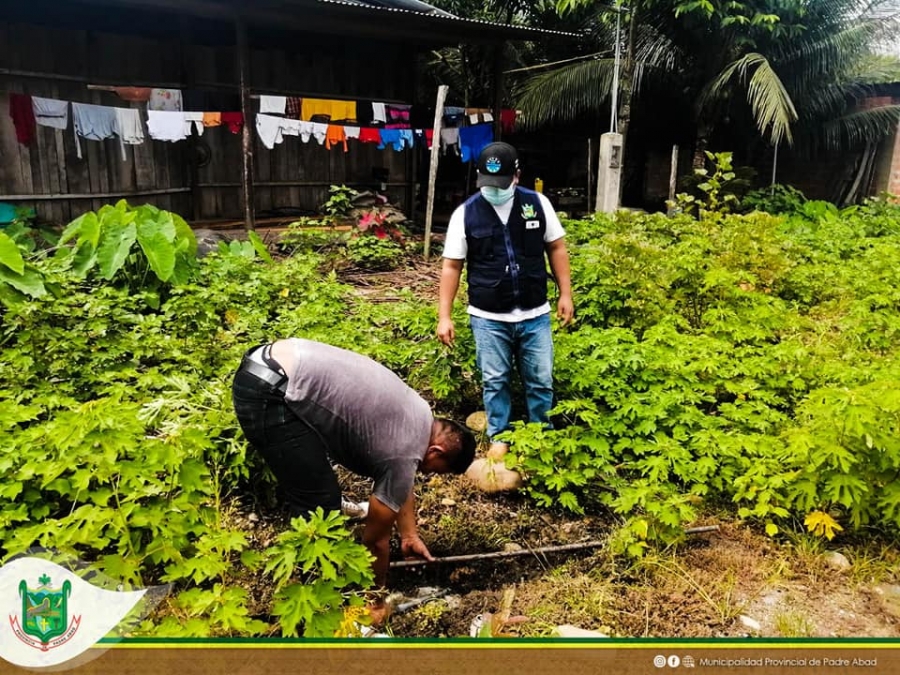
[423,85,449,260]
[668,144,679,203]
[235,16,255,231]
[180,17,201,223]
[587,138,592,212]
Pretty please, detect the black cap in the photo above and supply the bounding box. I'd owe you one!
[476,142,519,188]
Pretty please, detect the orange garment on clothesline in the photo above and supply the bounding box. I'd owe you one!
[325,124,347,151]
[202,112,222,127]
[300,98,356,122]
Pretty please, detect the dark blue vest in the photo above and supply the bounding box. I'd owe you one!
[463,187,548,313]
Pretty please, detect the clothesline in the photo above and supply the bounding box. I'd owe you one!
[7,88,519,165]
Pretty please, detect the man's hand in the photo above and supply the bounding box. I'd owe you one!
[557,293,574,326]
[400,534,435,562]
[437,317,456,346]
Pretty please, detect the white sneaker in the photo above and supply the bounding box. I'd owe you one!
[341,498,369,521]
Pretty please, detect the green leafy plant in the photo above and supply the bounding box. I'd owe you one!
[346,233,404,271]
[323,185,358,224]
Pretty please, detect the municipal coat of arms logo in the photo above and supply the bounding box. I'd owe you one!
[521,203,537,219]
[10,574,81,652]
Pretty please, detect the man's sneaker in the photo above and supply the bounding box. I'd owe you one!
[341,498,369,521]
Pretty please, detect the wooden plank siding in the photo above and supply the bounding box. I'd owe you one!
[0,13,417,226]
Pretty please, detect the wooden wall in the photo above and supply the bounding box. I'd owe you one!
[0,3,418,226]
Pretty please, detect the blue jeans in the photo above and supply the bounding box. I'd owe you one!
[469,313,554,440]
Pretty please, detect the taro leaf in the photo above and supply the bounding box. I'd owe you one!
[172,212,198,257]
[0,263,46,298]
[97,221,138,280]
[72,241,97,278]
[58,211,98,248]
[0,231,25,275]
[136,215,176,282]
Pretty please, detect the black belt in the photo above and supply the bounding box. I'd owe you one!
[239,346,288,394]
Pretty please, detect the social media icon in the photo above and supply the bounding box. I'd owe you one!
[683,656,696,668]
[668,655,681,668]
[653,655,667,668]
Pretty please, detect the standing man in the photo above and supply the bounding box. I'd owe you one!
[437,142,574,460]
[231,338,476,622]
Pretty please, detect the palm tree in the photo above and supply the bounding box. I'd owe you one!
[516,0,900,186]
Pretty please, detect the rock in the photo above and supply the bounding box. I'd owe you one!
[503,542,523,553]
[823,551,851,570]
[193,228,230,258]
[554,624,608,638]
[738,615,761,632]
[247,512,259,523]
[486,442,509,461]
[440,498,457,506]
[465,411,487,432]
[465,458,523,493]
[873,583,900,619]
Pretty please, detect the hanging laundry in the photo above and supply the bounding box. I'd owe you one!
[184,112,205,136]
[310,122,328,145]
[371,102,387,124]
[500,109,517,134]
[72,103,118,158]
[256,113,285,150]
[32,97,69,130]
[202,112,222,127]
[440,126,460,156]
[280,118,302,137]
[359,127,381,144]
[458,123,494,162]
[146,110,188,143]
[9,93,36,145]
[298,121,314,143]
[398,129,414,150]
[149,88,183,111]
[415,128,434,149]
[285,97,302,119]
[377,128,412,151]
[386,104,411,124]
[344,126,361,141]
[442,106,465,127]
[482,112,494,123]
[325,124,347,151]
[356,101,374,126]
[114,107,145,160]
[260,95,287,114]
[468,113,480,125]
[220,112,244,133]
[113,87,152,102]
[300,98,356,123]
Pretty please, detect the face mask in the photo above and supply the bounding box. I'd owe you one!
[480,184,516,205]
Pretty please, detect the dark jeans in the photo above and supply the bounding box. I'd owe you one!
[231,367,341,518]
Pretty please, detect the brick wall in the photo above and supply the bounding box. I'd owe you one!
[888,121,900,196]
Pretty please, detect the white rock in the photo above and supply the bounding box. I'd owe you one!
[823,551,851,570]
[503,542,523,553]
[554,624,608,638]
[440,498,457,506]
[739,615,761,632]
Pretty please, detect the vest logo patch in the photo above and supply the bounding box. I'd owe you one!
[521,203,537,219]
[525,220,540,230]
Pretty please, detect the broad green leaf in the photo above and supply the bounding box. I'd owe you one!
[248,231,274,263]
[0,263,46,298]
[136,219,176,281]
[0,231,25,274]
[97,221,138,280]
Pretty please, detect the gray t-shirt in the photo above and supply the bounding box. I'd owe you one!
[281,339,433,511]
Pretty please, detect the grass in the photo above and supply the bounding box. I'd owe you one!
[774,608,815,637]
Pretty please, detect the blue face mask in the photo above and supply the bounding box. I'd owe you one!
[480,184,516,206]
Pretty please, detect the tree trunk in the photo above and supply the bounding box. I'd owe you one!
[692,126,712,169]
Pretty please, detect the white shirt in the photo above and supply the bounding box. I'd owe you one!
[443,191,565,323]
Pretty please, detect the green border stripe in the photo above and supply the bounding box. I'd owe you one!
[98,638,900,649]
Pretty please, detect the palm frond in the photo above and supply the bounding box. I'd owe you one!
[819,104,900,150]
[701,53,798,145]
[515,58,616,129]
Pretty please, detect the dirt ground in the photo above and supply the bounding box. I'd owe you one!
[230,233,900,639]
